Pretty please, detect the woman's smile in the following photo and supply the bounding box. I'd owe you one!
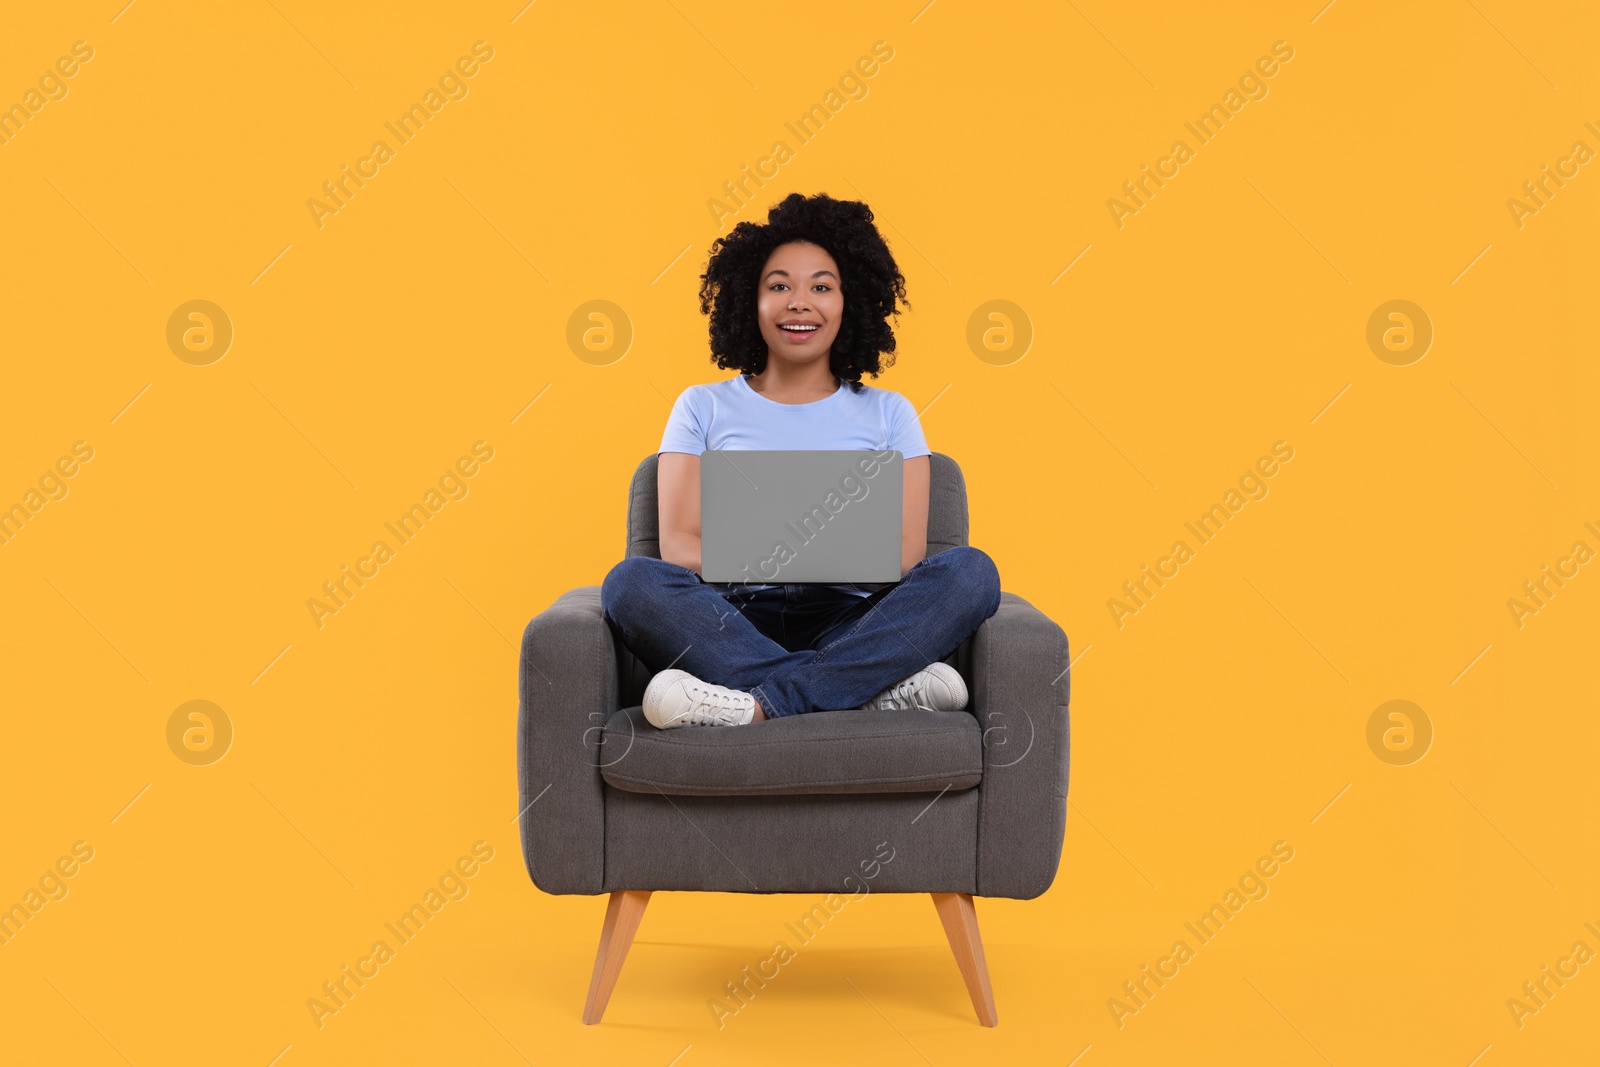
[777,319,823,342]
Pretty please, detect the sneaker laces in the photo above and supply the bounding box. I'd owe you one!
[879,675,932,712]
[682,680,752,724]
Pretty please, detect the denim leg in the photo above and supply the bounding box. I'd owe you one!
[599,556,814,707]
[749,545,1002,718]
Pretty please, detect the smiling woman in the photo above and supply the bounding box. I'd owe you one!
[596,192,1003,731]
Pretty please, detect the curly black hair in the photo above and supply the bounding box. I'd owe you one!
[698,192,910,392]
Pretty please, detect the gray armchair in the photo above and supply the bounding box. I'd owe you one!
[518,452,1070,1025]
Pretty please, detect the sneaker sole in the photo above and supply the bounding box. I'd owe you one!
[642,669,691,728]
[926,661,969,712]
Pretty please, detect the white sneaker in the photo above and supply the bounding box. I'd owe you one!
[643,668,758,729]
[858,662,969,713]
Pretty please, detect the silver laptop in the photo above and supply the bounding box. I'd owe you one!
[700,450,903,584]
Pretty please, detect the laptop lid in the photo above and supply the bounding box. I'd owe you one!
[700,450,903,584]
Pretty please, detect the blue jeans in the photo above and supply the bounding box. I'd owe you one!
[599,546,1002,719]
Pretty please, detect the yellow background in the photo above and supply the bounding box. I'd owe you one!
[2,1,1595,1063]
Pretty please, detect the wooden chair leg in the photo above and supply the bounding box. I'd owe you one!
[931,892,998,1026]
[582,890,651,1024]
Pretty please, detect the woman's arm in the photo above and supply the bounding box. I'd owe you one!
[658,452,702,573]
[901,454,929,575]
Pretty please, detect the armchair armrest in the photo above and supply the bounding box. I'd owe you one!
[518,585,615,895]
[968,591,1071,899]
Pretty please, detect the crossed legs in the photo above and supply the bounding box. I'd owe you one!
[599,546,1001,719]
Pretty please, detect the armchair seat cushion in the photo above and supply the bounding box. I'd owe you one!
[599,705,985,797]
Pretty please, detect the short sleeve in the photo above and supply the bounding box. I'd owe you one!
[888,392,931,459]
[659,388,707,455]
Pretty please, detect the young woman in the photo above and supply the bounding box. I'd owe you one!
[600,192,1001,729]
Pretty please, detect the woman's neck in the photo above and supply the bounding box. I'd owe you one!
[746,361,839,404]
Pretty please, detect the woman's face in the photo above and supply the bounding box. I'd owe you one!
[756,240,843,370]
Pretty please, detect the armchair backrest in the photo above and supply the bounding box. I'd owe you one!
[625,452,970,561]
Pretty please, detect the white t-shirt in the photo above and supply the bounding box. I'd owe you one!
[658,374,930,598]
